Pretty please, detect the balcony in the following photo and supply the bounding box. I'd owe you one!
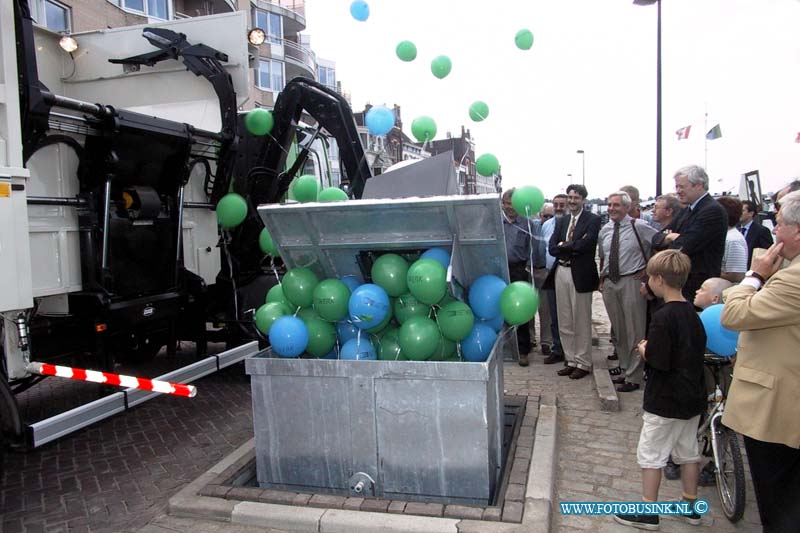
[267,38,316,79]
[174,0,235,17]
[253,0,306,34]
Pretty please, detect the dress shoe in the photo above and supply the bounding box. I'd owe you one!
[556,366,575,376]
[543,353,565,365]
[616,382,640,392]
[569,368,590,380]
[612,376,627,384]
[518,353,530,367]
[541,344,551,356]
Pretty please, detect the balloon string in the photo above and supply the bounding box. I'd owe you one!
[527,215,534,277]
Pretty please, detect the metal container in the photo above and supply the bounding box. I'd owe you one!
[248,195,512,504]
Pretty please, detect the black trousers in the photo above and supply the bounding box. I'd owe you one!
[743,435,800,532]
[508,263,531,355]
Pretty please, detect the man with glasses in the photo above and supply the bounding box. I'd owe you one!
[721,190,800,531]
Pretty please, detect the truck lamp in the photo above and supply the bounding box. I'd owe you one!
[248,28,266,46]
[59,35,79,53]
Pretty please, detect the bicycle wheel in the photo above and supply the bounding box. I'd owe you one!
[714,425,746,522]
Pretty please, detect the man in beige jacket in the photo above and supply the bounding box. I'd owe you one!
[721,190,800,532]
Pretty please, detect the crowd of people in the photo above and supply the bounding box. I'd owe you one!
[502,165,800,531]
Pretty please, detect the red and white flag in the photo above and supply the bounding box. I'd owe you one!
[795,132,800,143]
[676,125,691,140]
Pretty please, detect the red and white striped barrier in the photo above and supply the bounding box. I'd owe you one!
[27,362,197,398]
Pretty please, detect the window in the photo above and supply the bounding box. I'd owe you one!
[318,66,336,91]
[254,9,283,44]
[115,0,170,20]
[257,59,285,91]
[32,0,71,32]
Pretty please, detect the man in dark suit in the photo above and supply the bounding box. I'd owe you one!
[659,165,728,301]
[739,200,774,268]
[543,184,601,380]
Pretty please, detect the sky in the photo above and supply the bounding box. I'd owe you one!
[303,0,800,200]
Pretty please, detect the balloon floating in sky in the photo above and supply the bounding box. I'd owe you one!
[411,116,437,142]
[318,187,348,202]
[515,29,534,50]
[349,0,369,21]
[476,153,500,177]
[430,55,452,79]
[292,175,319,203]
[244,108,274,136]
[396,40,417,62]
[365,105,395,136]
[512,186,545,216]
[469,101,490,122]
[216,193,248,229]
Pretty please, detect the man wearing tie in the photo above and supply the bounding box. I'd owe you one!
[544,184,601,380]
[739,200,773,268]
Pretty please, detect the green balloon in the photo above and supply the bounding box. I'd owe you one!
[216,193,248,229]
[437,301,475,341]
[411,116,437,142]
[304,317,337,357]
[431,335,457,361]
[515,29,534,51]
[377,334,404,360]
[297,307,321,322]
[266,284,290,307]
[469,101,489,122]
[282,267,319,308]
[395,40,417,62]
[312,279,351,322]
[371,254,409,297]
[512,186,546,217]
[255,302,291,334]
[245,108,274,136]
[500,281,539,326]
[437,293,457,307]
[476,153,500,177]
[259,227,279,256]
[318,187,348,202]
[394,293,430,324]
[398,316,440,361]
[407,258,447,305]
[293,175,319,203]
[382,326,400,343]
[430,55,452,79]
[366,311,393,334]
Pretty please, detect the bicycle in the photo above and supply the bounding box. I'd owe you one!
[697,353,746,522]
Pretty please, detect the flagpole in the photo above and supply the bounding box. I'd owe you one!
[704,102,708,172]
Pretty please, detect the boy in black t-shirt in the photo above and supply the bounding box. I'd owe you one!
[615,250,707,530]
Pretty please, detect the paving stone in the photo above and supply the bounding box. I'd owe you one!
[292,493,312,506]
[341,497,364,511]
[255,489,296,505]
[502,500,524,522]
[225,487,261,501]
[387,500,407,514]
[308,494,347,509]
[482,507,502,521]
[443,504,484,520]
[505,483,526,502]
[359,498,391,512]
[403,502,443,517]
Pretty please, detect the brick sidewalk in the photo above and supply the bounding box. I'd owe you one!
[510,294,761,532]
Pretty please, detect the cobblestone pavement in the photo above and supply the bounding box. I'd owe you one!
[507,294,761,532]
[1,350,256,533]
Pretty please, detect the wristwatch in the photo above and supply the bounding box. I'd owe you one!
[745,270,766,284]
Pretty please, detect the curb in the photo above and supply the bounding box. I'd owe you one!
[168,402,559,533]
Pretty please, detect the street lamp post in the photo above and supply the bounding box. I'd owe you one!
[633,0,662,196]
[576,150,585,187]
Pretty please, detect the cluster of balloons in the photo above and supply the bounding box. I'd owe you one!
[256,248,540,363]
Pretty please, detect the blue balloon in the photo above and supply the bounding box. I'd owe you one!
[468,275,508,319]
[480,313,506,333]
[461,324,497,362]
[341,275,362,293]
[349,0,369,21]
[269,316,308,358]
[349,284,390,330]
[365,106,395,136]
[421,248,451,270]
[700,304,738,357]
[340,338,377,360]
[336,320,360,344]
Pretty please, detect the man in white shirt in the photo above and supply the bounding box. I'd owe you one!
[717,197,748,283]
[542,194,566,363]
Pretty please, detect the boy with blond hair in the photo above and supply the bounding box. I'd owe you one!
[615,250,707,530]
